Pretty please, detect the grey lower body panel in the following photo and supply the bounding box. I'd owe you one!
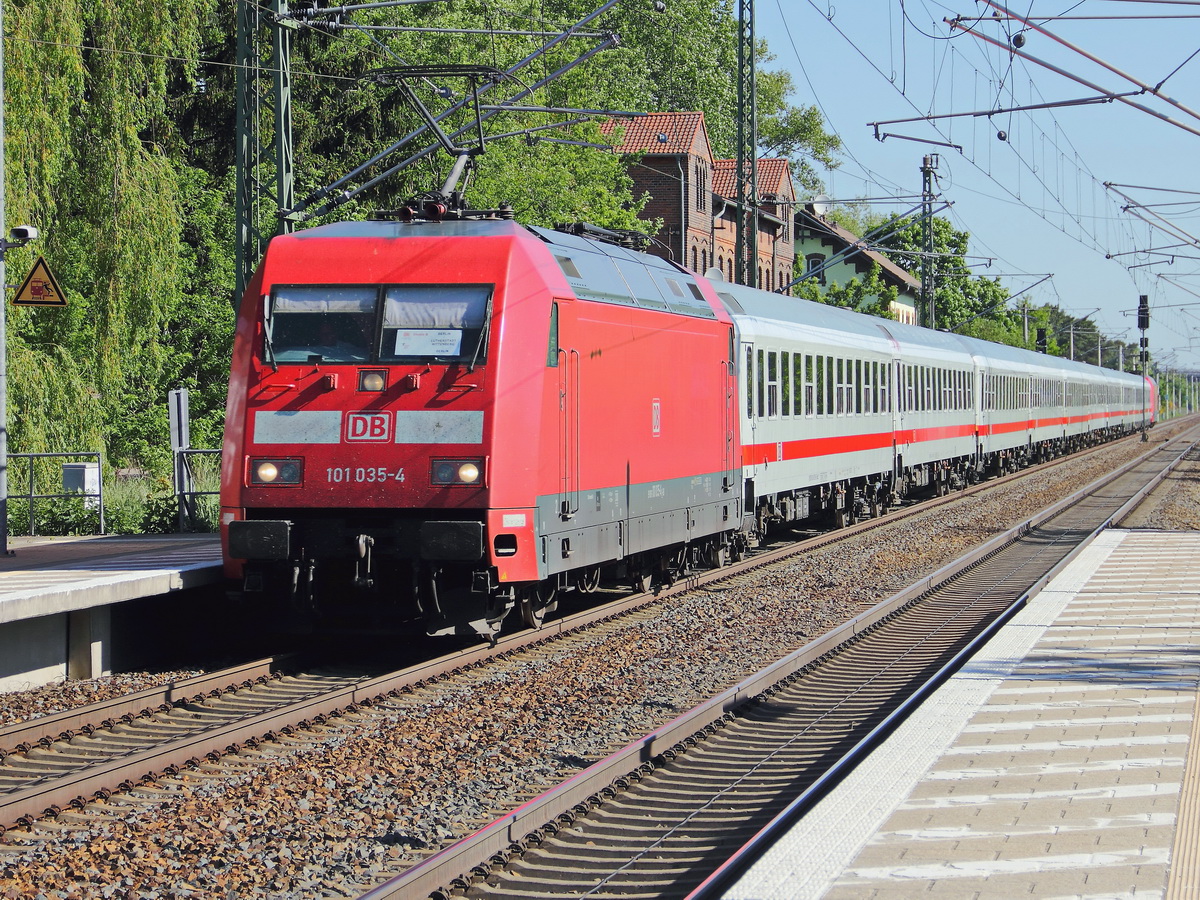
[536,472,739,578]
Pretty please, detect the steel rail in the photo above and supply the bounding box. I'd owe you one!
[357,425,1200,900]
[0,656,287,754]
[687,430,1200,898]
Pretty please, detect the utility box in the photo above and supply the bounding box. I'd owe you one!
[63,462,101,508]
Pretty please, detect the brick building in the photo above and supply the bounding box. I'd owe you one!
[601,111,796,292]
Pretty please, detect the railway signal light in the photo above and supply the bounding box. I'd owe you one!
[1138,294,1150,330]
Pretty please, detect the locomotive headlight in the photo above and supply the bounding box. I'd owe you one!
[431,458,484,486]
[250,457,302,485]
[358,370,387,392]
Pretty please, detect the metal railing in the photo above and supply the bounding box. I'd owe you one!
[174,448,221,533]
[10,451,105,536]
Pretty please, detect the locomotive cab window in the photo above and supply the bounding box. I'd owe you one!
[381,284,493,366]
[269,286,377,363]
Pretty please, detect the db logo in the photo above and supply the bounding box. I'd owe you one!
[346,412,392,442]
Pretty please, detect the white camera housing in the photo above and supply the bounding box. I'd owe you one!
[9,225,38,242]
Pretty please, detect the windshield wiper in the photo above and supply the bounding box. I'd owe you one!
[467,299,493,373]
[263,311,279,373]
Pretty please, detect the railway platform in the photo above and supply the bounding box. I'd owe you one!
[0,534,221,691]
[723,527,1200,900]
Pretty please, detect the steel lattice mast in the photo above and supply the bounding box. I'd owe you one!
[734,0,757,288]
[234,0,294,305]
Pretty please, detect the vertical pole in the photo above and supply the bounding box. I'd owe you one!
[273,0,295,239]
[920,155,937,329]
[734,0,757,288]
[0,0,8,556]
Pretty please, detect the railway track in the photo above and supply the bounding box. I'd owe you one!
[359,424,1200,900]
[0,426,1189,896]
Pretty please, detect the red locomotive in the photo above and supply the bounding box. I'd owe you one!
[221,218,1154,638]
[221,220,739,636]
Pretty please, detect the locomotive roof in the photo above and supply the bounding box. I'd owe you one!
[287,219,532,239]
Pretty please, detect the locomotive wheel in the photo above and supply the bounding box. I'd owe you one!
[664,547,688,585]
[575,565,602,594]
[630,563,653,593]
[519,583,557,629]
[704,541,728,568]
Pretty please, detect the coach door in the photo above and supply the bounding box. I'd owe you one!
[558,345,580,519]
[722,327,737,495]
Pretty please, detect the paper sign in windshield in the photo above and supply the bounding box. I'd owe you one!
[394,329,463,357]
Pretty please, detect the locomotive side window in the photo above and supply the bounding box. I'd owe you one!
[547,303,559,367]
[380,284,492,365]
[270,286,377,363]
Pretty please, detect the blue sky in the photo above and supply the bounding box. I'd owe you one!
[755,1,1200,371]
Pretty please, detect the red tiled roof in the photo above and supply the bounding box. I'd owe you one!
[600,111,708,155]
[757,159,793,197]
[711,158,792,200]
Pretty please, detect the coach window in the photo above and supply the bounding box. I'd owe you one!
[767,351,779,418]
[794,354,805,416]
[815,355,826,415]
[757,349,766,418]
[825,357,835,416]
[835,359,845,415]
[777,350,789,414]
[804,355,815,416]
[746,346,754,417]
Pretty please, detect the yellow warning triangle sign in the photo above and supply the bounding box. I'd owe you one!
[12,256,66,307]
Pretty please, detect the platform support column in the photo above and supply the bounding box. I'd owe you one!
[67,607,111,681]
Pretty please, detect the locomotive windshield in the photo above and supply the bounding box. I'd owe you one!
[269,286,376,363]
[265,284,492,366]
[380,285,490,365]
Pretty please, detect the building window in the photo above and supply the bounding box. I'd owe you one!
[805,253,826,286]
[696,164,708,212]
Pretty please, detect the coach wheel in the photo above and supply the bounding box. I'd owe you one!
[519,582,557,629]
